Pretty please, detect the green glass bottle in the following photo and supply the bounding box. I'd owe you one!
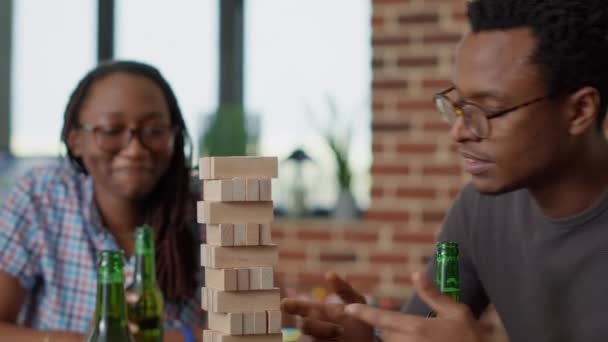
[128,226,164,342]
[427,241,460,317]
[88,250,135,342]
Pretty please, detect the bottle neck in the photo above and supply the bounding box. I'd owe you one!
[94,274,129,328]
[435,254,460,302]
[133,251,157,286]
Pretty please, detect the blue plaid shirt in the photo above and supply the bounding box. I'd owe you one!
[0,160,204,332]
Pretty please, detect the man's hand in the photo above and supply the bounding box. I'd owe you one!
[281,272,375,342]
[345,272,482,342]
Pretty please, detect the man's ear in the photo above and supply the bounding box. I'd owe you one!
[567,86,601,135]
[67,129,83,157]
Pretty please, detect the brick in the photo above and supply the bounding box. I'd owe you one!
[423,121,451,132]
[297,272,326,287]
[393,232,436,244]
[372,80,408,90]
[374,0,410,4]
[371,187,384,198]
[453,10,468,22]
[364,210,409,222]
[372,15,384,27]
[370,253,408,265]
[422,210,446,224]
[394,274,414,285]
[297,230,331,241]
[396,144,437,154]
[422,32,463,44]
[270,230,285,241]
[396,100,436,112]
[372,143,385,153]
[397,56,438,68]
[319,252,357,263]
[396,187,437,199]
[370,164,410,175]
[372,35,411,46]
[344,231,379,242]
[449,187,463,199]
[422,165,461,176]
[372,122,411,132]
[279,250,306,261]
[398,13,439,24]
[422,78,452,90]
[372,58,385,68]
[345,274,380,293]
[372,101,385,111]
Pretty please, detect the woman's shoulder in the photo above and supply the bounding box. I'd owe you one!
[16,159,88,199]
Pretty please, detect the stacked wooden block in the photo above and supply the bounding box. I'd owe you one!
[199,157,282,342]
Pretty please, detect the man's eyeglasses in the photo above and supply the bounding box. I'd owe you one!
[78,123,177,153]
[433,86,550,138]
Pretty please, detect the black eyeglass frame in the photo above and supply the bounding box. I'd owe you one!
[433,86,551,138]
[77,123,178,153]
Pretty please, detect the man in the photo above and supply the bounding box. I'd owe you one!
[282,0,608,341]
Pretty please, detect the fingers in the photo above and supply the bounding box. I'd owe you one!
[125,291,140,304]
[128,322,139,334]
[300,318,344,339]
[281,299,321,318]
[326,272,366,304]
[412,272,466,318]
[345,304,422,333]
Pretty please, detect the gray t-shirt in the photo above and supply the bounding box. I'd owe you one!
[404,184,608,342]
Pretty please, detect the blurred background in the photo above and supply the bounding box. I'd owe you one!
[0,0,507,340]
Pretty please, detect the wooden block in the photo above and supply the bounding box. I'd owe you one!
[243,312,254,335]
[237,269,249,291]
[199,159,211,180]
[254,311,267,334]
[248,267,261,290]
[201,287,280,313]
[259,223,272,245]
[202,330,282,342]
[202,285,208,308]
[206,224,234,246]
[203,329,213,342]
[246,179,260,201]
[248,267,274,290]
[204,180,233,202]
[267,310,282,334]
[233,224,247,246]
[260,267,274,289]
[205,268,237,291]
[259,179,272,201]
[246,223,260,245]
[200,245,278,268]
[208,312,243,335]
[232,178,246,201]
[197,201,273,224]
[199,157,279,180]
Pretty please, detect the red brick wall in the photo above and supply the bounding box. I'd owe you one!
[275,0,509,341]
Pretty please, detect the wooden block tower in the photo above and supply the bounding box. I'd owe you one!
[198,157,282,342]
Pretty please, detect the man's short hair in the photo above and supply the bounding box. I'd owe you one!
[467,0,608,128]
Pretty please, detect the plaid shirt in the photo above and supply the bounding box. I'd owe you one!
[0,160,204,332]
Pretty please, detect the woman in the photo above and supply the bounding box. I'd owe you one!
[0,60,204,341]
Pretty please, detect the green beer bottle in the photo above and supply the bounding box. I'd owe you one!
[88,250,135,342]
[128,226,164,342]
[427,241,460,317]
